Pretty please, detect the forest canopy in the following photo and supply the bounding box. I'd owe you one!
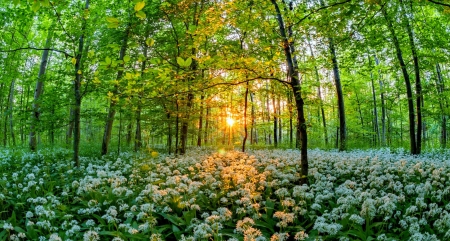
[0,0,449,165]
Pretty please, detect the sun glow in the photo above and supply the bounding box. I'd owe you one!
[226,117,235,126]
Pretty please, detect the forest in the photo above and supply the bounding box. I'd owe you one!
[1,0,450,240]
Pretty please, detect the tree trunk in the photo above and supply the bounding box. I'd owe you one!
[242,82,249,152]
[5,80,16,146]
[30,26,54,151]
[308,39,328,146]
[328,37,346,151]
[278,97,282,144]
[135,36,149,152]
[435,63,447,148]
[197,94,204,147]
[271,0,308,184]
[204,105,209,145]
[73,0,89,166]
[101,26,130,156]
[272,89,278,147]
[374,55,386,146]
[250,92,255,144]
[175,99,179,154]
[368,55,380,146]
[382,6,417,154]
[401,0,422,153]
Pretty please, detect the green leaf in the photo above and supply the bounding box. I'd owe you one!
[31,1,40,12]
[123,55,131,63]
[158,212,185,226]
[176,57,185,67]
[105,57,112,65]
[41,0,50,7]
[134,1,145,11]
[106,17,119,28]
[172,225,182,240]
[182,210,196,225]
[136,11,146,19]
[146,38,155,47]
[106,17,119,23]
[185,57,192,67]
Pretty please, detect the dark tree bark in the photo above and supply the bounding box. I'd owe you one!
[435,63,447,148]
[328,38,346,151]
[272,89,278,147]
[400,0,422,153]
[4,80,15,146]
[204,104,209,145]
[271,0,308,184]
[375,55,386,146]
[73,0,89,166]
[30,26,54,151]
[250,92,256,144]
[197,94,204,147]
[382,6,417,154]
[242,82,249,152]
[369,56,380,146]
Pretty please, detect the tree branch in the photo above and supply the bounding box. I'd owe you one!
[0,47,73,58]
[427,0,450,7]
[293,0,352,26]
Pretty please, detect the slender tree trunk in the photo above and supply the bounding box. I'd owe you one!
[308,42,328,146]
[135,35,149,152]
[328,38,346,151]
[175,98,180,154]
[19,82,24,144]
[118,108,122,154]
[4,80,16,146]
[354,86,364,129]
[101,26,130,155]
[242,82,249,152]
[197,94,204,147]
[271,0,308,184]
[435,63,447,148]
[66,108,74,145]
[30,26,54,151]
[73,0,89,166]
[278,97,282,144]
[287,91,293,147]
[204,105,209,145]
[382,6,417,154]
[250,92,255,144]
[375,55,386,146]
[369,55,380,146]
[167,111,172,154]
[272,89,278,147]
[401,0,422,153]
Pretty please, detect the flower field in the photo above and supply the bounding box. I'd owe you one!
[1,148,450,240]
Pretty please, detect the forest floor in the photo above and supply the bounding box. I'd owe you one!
[0,147,450,240]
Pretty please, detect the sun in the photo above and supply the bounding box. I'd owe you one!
[226,117,235,126]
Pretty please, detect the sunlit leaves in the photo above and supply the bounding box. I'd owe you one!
[134,1,145,11]
[31,1,40,12]
[106,17,119,28]
[177,57,192,67]
[105,57,112,65]
[136,11,146,19]
[123,55,131,63]
[145,38,154,47]
[134,1,146,19]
